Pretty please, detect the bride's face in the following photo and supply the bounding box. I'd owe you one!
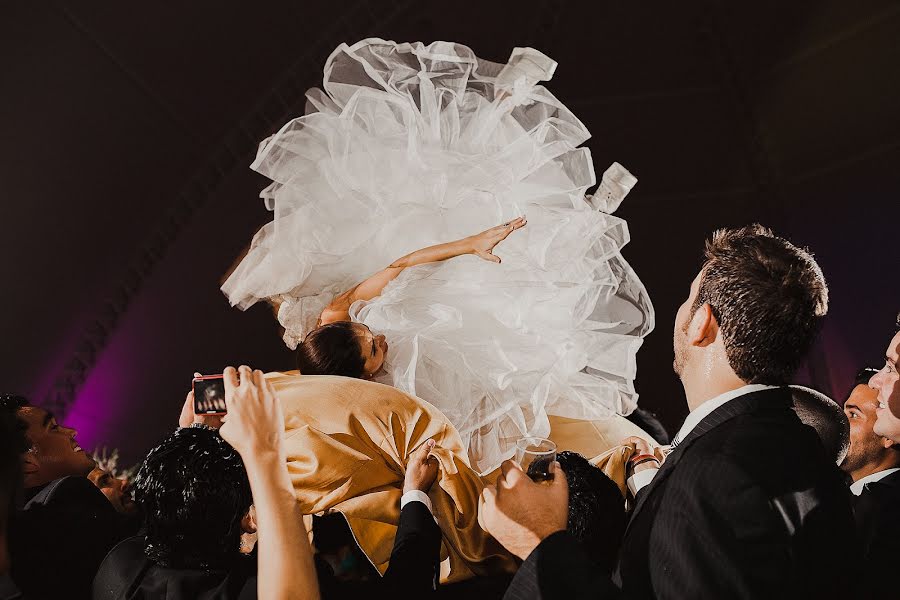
[353,323,388,378]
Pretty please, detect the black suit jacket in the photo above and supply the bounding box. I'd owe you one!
[0,574,24,600]
[852,469,900,599]
[93,536,258,600]
[320,499,443,599]
[9,476,123,600]
[93,498,441,600]
[504,387,856,600]
[382,499,442,595]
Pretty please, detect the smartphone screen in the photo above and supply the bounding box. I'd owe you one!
[193,375,227,415]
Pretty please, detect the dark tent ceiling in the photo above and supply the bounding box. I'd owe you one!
[3,0,898,464]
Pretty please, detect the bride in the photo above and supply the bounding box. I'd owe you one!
[222,39,655,474]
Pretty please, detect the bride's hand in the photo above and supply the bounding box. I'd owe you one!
[467,216,527,263]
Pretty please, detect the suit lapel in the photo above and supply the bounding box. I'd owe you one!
[863,469,900,495]
[626,387,791,529]
[876,469,900,488]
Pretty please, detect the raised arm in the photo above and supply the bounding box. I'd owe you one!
[220,366,321,600]
[320,217,526,324]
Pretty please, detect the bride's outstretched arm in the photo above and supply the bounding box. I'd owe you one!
[320,217,526,323]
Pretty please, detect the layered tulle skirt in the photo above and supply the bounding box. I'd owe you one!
[222,39,654,473]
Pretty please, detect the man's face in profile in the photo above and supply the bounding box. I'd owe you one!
[872,332,900,441]
[88,467,138,515]
[841,384,890,475]
[17,406,95,487]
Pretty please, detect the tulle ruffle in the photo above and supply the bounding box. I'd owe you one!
[222,39,654,473]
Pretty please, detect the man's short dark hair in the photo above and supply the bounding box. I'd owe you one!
[854,367,880,389]
[692,225,828,384]
[0,394,31,455]
[550,451,625,573]
[132,426,252,569]
[0,393,28,414]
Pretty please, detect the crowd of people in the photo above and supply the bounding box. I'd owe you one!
[1,224,897,599]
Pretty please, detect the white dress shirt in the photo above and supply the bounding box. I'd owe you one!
[400,489,440,525]
[849,467,900,496]
[627,384,781,495]
[400,489,433,513]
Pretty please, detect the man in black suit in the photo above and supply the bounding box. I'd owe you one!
[376,438,443,598]
[434,451,626,600]
[841,367,900,492]
[93,425,443,599]
[1,394,123,600]
[92,425,259,599]
[848,322,900,598]
[482,225,855,599]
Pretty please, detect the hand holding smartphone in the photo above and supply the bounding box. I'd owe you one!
[192,374,228,415]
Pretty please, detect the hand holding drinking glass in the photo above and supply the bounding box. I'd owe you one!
[516,437,557,482]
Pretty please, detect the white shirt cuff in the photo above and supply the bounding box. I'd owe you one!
[627,467,659,496]
[400,489,433,515]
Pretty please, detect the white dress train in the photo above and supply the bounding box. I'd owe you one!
[222,39,655,474]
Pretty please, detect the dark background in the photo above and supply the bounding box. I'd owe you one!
[2,1,898,465]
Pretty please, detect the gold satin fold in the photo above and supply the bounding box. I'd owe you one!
[269,372,515,583]
[270,372,651,582]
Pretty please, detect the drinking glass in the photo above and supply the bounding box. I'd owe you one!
[515,437,557,482]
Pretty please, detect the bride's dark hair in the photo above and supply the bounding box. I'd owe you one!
[297,321,366,378]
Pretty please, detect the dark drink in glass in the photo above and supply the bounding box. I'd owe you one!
[516,437,557,482]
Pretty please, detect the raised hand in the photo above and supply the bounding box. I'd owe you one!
[467,216,527,263]
[403,438,439,494]
[480,459,568,560]
[620,435,654,457]
[178,372,224,429]
[219,365,285,462]
[216,366,320,600]
[621,435,667,463]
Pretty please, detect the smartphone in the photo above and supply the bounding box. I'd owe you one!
[192,374,227,415]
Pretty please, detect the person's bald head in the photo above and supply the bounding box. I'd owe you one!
[790,386,849,465]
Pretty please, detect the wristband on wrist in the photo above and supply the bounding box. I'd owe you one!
[630,457,660,469]
[629,453,658,464]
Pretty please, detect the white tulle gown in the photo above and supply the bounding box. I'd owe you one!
[222,39,655,474]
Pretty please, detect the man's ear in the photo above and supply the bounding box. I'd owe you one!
[688,303,718,347]
[882,436,896,450]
